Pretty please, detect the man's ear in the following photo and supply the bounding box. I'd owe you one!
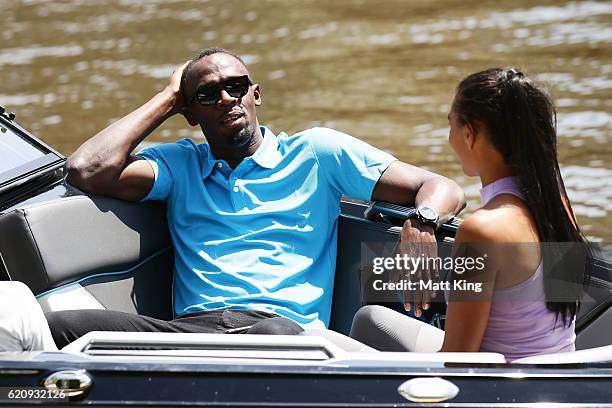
[253,84,261,106]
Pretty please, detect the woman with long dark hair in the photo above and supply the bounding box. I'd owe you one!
[351,68,589,360]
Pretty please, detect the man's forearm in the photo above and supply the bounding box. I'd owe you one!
[371,161,466,225]
[66,89,177,192]
[415,176,466,226]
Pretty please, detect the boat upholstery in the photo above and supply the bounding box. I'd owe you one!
[0,195,174,320]
[576,302,612,350]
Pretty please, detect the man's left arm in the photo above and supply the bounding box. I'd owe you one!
[371,160,465,226]
[372,161,466,316]
[305,127,465,225]
[308,127,465,313]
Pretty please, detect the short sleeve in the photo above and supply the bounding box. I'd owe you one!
[306,127,397,200]
[136,139,199,202]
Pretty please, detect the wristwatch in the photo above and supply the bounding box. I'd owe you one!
[414,206,439,230]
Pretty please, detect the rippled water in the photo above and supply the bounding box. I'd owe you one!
[1,0,610,240]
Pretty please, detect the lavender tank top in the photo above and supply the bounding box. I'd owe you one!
[476,176,575,360]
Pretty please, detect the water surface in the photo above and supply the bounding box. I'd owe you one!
[1,0,610,240]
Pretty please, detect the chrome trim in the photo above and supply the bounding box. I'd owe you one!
[338,369,612,379]
[42,369,92,397]
[398,377,459,403]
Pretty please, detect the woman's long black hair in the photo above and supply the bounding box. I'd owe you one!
[452,68,590,323]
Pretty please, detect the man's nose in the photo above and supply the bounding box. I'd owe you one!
[218,89,239,107]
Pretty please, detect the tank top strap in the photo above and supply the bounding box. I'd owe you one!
[480,176,524,206]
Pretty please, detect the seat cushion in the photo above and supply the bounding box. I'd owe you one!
[0,195,174,319]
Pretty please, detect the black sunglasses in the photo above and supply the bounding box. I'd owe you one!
[189,75,253,106]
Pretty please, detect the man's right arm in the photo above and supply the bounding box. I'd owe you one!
[65,63,188,202]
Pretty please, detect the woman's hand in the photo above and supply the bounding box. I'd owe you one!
[398,218,439,317]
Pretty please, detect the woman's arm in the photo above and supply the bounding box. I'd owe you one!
[440,301,491,352]
[440,214,498,352]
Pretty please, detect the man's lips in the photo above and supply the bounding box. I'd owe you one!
[221,111,245,125]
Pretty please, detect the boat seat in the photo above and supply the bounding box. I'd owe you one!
[575,268,612,349]
[0,195,174,320]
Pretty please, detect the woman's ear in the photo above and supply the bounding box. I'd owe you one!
[465,121,477,150]
[253,84,262,106]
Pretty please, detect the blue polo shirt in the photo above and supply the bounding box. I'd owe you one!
[138,126,396,329]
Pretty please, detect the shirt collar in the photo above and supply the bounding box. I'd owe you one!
[200,126,282,179]
[251,126,283,169]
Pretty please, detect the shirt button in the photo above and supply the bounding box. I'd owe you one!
[216,162,222,168]
[233,186,239,192]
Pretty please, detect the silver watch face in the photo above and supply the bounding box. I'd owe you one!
[417,206,438,223]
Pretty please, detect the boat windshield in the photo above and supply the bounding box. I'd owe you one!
[0,123,46,174]
[0,113,64,193]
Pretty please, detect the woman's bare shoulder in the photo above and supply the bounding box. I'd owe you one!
[457,208,509,243]
[457,200,538,244]
[457,205,540,287]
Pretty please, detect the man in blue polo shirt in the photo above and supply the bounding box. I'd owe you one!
[46,48,464,348]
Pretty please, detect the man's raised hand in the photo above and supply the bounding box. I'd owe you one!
[165,61,190,116]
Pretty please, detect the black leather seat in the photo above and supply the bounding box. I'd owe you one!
[0,195,174,320]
